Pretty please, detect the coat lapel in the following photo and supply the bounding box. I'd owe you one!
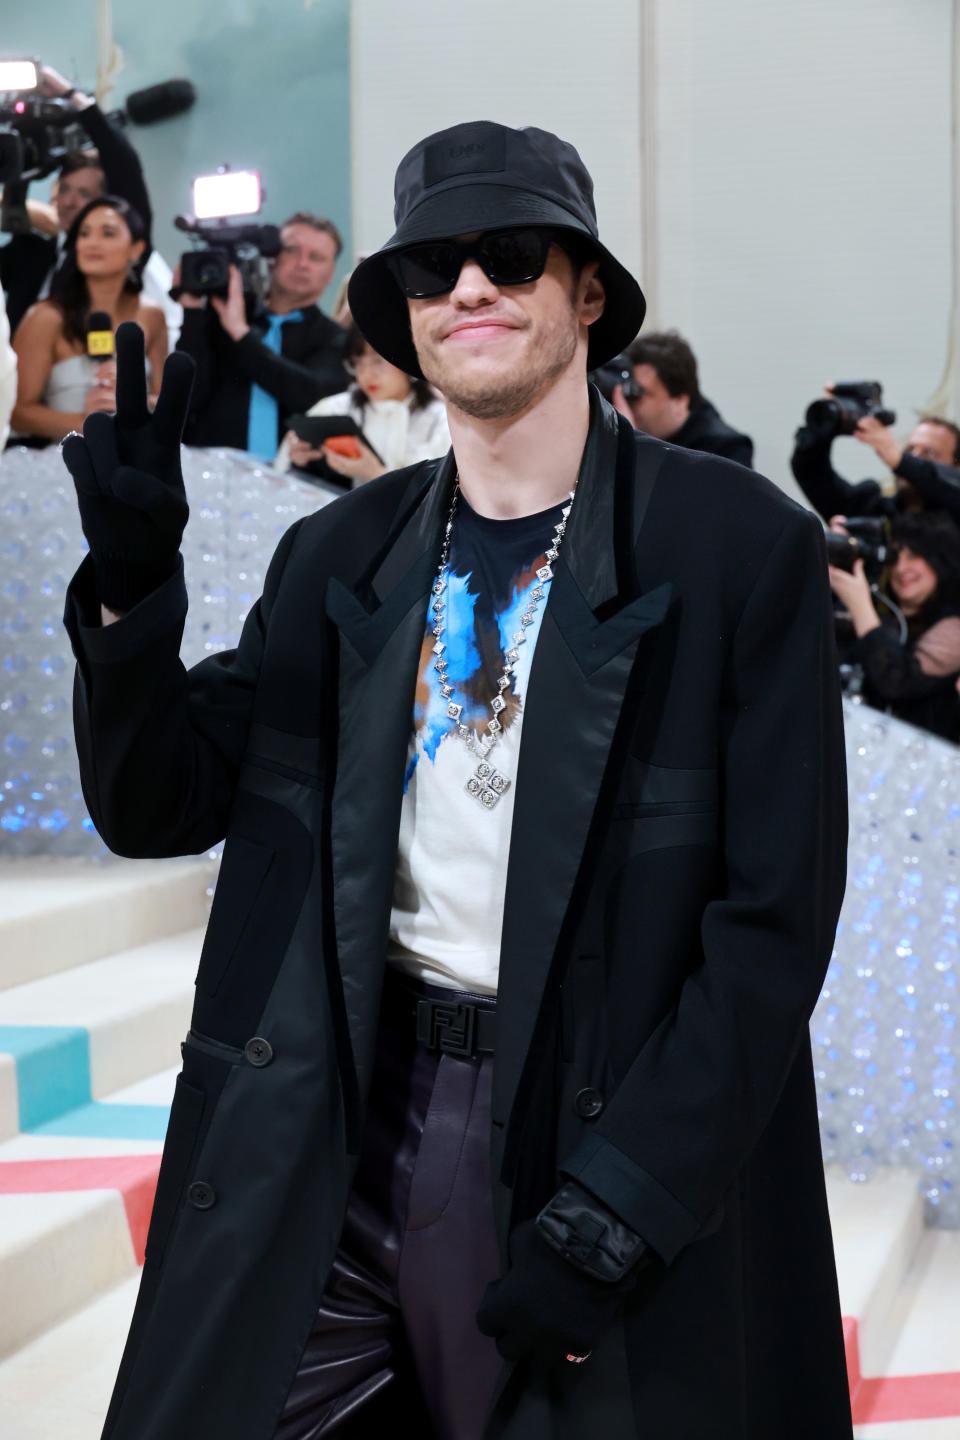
[493,398,672,1166]
[324,453,457,1131]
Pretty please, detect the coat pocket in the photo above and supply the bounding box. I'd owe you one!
[195,833,275,998]
[143,1076,205,1268]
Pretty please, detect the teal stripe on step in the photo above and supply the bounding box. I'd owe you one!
[28,1101,171,1141]
[0,1025,91,1130]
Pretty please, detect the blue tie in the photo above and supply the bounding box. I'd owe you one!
[246,309,303,458]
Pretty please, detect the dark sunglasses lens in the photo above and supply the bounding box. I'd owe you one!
[394,242,460,297]
[479,229,549,284]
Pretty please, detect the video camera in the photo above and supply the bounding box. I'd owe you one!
[805,381,896,439]
[589,352,643,404]
[174,168,281,301]
[0,61,87,233]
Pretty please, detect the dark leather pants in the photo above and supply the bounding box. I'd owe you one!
[274,973,504,1440]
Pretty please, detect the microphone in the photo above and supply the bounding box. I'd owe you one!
[87,311,114,358]
[124,79,196,126]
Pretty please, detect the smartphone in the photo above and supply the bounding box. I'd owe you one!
[289,414,382,463]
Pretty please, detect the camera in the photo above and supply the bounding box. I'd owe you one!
[824,515,891,582]
[589,352,643,404]
[0,60,87,233]
[174,168,281,300]
[805,381,896,439]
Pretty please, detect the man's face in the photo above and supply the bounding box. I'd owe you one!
[54,165,106,233]
[270,223,338,306]
[406,235,603,420]
[904,421,959,467]
[627,363,691,440]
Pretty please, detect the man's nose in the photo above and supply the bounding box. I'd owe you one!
[448,256,499,306]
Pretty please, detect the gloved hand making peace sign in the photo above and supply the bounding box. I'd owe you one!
[61,321,195,614]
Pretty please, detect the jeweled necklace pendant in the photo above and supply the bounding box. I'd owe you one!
[432,480,576,811]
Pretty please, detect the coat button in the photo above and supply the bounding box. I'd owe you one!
[244,1037,274,1067]
[187,1180,216,1210]
[574,1087,604,1119]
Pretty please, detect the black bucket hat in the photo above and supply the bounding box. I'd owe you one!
[347,120,646,377]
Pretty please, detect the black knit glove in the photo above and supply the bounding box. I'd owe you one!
[61,322,195,613]
[476,1182,651,1365]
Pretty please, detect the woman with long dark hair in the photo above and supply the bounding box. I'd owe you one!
[275,322,449,486]
[829,508,960,741]
[11,195,166,441]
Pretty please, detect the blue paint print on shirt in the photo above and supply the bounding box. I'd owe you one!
[404,495,564,790]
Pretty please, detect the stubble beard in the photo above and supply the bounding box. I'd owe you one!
[417,303,580,421]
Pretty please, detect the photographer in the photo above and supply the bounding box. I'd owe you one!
[623,328,754,466]
[0,65,155,335]
[175,211,347,455]
[792,389,960,524]
[828,508,960,742]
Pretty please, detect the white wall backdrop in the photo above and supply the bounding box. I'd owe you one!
[350,0,645,298]
[352,0,953,499]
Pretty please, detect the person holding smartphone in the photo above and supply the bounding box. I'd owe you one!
[276,323,449,486]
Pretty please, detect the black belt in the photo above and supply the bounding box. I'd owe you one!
[414,996,496,1059]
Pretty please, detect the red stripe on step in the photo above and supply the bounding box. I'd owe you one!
[0,1157,159,1264]
[845,1316,960,1423]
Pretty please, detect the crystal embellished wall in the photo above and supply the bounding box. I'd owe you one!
[0,445,334,855]
[815,697,960,1227]
[3,447,958,1224]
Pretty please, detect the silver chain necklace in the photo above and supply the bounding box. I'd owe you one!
[430,479,575,811]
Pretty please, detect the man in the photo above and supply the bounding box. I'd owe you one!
[622,327,754,466]
[0,64,177,338]
[61,121,852,1439]
[175,212,347,455]
[792,399,960,524]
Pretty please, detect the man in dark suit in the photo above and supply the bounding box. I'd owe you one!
[624,328,754,466]
[175,211,347,456]
[0,64,152,335]
[61,121,852,1440]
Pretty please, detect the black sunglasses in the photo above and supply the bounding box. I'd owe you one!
[388,227,569,299]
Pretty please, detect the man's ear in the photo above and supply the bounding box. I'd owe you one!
[578,261,605,327]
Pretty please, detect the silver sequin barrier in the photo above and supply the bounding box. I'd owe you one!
[0,444,334,855]
[1,446,957,1225]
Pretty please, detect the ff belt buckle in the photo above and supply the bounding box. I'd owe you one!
[415,998,477,1058]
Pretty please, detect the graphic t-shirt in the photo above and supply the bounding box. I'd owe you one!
[387,494,565,994]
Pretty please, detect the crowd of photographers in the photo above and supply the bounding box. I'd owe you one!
[4,62,960,742]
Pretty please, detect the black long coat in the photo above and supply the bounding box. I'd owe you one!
[65,395,853,1440]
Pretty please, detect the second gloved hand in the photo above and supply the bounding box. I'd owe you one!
[61,321,195,614]
[476,1182,651,1365]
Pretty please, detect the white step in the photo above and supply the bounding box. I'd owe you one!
[0,928,201,1142]
[0,1059,173,1360]
[884,1229,960,1376]
[0,1191,136,1360]
[0,856,216,990]
[827,1165,926,1376]
[0,1273,140,1439]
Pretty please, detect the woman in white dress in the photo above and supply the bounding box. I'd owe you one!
[11,195,166,442]
[276,323,449,486]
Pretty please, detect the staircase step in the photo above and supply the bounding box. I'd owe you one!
[0,856,216,990]
[0,1058,173,1360]
[0,930,200,1140]
[850,1229,960,1431]
[0,1187,139,1360]
[0,1273,140,1438]
[827,1166,926,1377]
